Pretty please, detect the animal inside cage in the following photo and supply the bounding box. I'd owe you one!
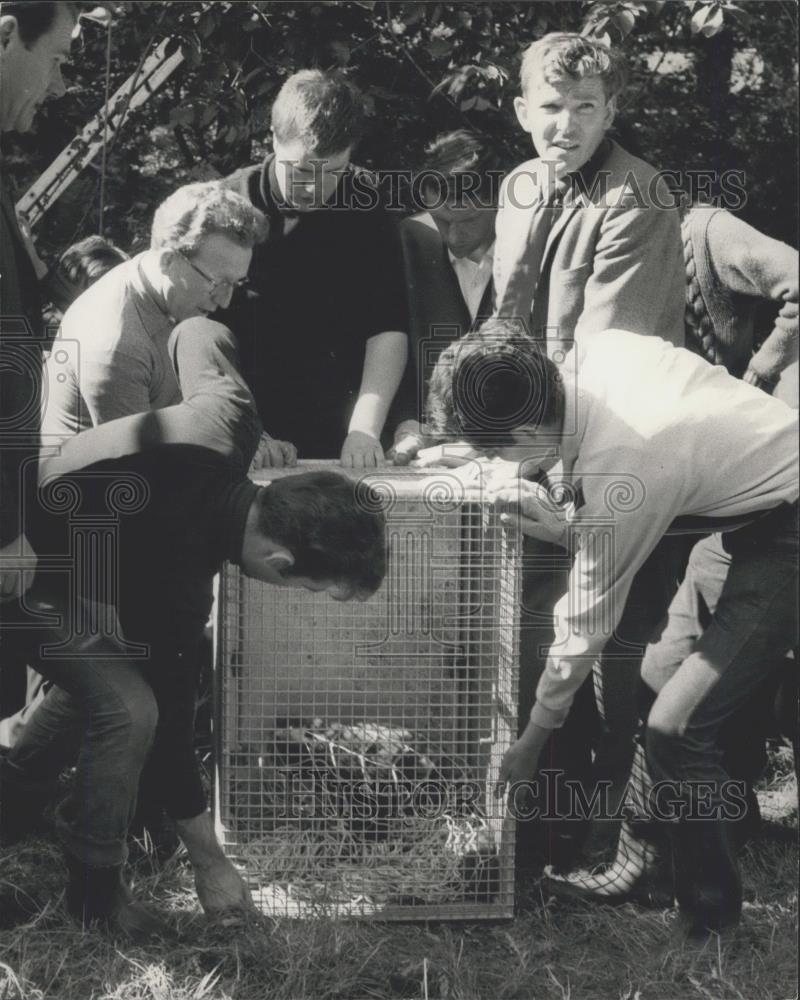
[213,462,521,920]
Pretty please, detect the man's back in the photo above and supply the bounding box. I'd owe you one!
[572,330,798,521]
[32,443,256,650]
[42,256,180,441]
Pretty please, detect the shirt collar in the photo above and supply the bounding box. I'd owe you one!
[447,241,495,269]
[223,479,261,563]
[265,155,302,218]
[132,253,176,325]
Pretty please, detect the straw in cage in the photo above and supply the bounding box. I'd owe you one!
[226,720,500,907]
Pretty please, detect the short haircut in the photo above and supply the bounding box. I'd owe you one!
[520,32,627,101]
[49,235,128,312]
[257,471,387,596]
[150,181,268,254]
[426,317,565,449]
[1,1,78,46]
[418,129,504,208]
[271,69,367,156]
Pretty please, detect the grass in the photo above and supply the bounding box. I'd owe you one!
[1,754,797,1000]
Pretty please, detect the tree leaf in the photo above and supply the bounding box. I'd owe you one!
[169,106,195,126]
[330,39,351,65]
[426,37,453,58]
[700,5,725,36]
[614,9,637,35]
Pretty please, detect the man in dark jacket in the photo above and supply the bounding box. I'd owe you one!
[0,1,78,715]
[391,130,501,464]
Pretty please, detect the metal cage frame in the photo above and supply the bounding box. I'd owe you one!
[213,462,520,920]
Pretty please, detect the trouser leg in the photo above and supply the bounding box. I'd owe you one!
[594,535,692,814]
[517,537,590,866]
[134,644,206,831]
[7,638,158,867]
[645,503,799,932]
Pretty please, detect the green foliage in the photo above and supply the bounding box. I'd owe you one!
[2,0,797,259]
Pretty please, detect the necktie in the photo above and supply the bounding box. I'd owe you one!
[495,177,567,326]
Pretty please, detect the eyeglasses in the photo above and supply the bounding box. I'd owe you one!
[178,251,249,296]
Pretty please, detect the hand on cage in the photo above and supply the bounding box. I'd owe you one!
[487,478,569,546]
[387,421,427,465]
[340,430,384,469]
[411,442,481,468]
[250,433,298,470]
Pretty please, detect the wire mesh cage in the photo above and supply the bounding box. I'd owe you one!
[213,462,521,920]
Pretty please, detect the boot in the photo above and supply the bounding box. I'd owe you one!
[63,851,170,940]
[670,819,742,940]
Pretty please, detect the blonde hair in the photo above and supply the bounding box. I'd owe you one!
[520,32,627,101]
[151,182,268,253]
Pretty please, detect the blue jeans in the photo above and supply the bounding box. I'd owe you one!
[643,501,798,929]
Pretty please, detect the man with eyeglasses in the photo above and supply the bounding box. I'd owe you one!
[41,181,295,467]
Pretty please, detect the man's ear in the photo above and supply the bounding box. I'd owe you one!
[510,424,542,446]
[513,96,530,132]
[264,550,294,573]
[0,15,20,50]
[603,95,617,131]
[159,248,179,275]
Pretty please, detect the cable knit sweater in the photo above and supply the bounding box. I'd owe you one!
[682,207,798,403]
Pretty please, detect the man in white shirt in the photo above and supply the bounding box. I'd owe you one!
[427,318,799,941]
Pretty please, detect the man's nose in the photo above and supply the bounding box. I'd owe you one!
[47,68,67,100]
[215,285,234,309]
[556,109,577,134]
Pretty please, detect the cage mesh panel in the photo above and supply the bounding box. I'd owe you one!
[215,465,520,919]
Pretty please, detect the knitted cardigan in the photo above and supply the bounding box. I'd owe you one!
[682,206,798,390]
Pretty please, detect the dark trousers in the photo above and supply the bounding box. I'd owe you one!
[517,534,691,866]
[1,596,157,866]
[1,595,206,866]
[644,501,799,930]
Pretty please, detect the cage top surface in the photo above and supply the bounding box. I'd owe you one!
[249,459,510,502]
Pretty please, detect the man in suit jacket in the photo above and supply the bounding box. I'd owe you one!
[495,32,684,351]
[0,0,78,603]
[391,131,502,461]
[0,1,79,723]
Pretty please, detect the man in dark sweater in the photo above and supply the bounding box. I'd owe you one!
[220,70,407,468]
[0,319,387,937]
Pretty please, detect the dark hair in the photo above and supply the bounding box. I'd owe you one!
[426,318,565,449]
[1,1,78,46]
[49,235,126,309]
[418,129,504,208]
[257,471,386,595]
[520,32,628,102]
[271,70,367,156]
